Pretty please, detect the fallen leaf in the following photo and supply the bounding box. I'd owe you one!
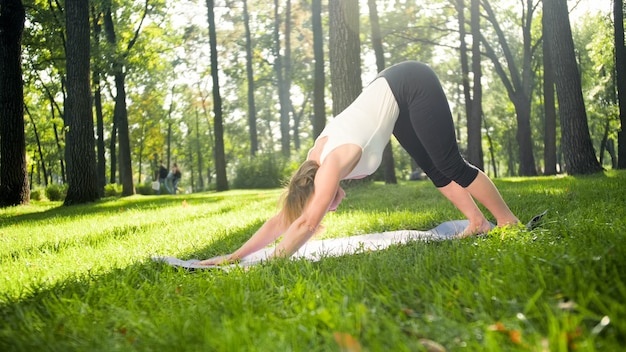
[509,330,522,345]
[333,332,362,352]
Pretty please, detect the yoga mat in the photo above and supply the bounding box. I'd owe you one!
[153,211,546,271]
[154,219,484,271]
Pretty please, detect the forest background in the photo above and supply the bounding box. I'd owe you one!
[0,0,624,206]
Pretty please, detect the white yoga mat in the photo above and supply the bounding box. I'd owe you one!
[153,219,486,271]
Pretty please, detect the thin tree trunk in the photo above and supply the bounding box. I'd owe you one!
[195,108,204,190]
[468,0,484,170]
[242,0,258,156]
[274,0,291,156]
[25,106,48,186]
[311,0,325,139]
[206,0,228,191]
[615,0,626,168]
[92,8,106,195]
[368,0,397,184]
[542,7,557,175]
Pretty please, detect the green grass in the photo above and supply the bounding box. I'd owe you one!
[1,171,625,351]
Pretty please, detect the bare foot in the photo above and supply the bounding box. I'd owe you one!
[455,220,493,238]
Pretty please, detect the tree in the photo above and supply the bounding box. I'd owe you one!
[311,0,325,139]
[0,0,29,206]
[64,0,99,205]
[481,0,538,176]
[242,0,258,157]
[329,0,361,114]
[543,0,602,174]
[102,0,152,196]
[206,0,228,191]
[542,6,557,175]
[274,0,292,156]
[615,0,626,168]
[368,0,397,184]
[468,0,484,170]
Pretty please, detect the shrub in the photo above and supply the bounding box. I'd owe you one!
[45,184,67,201]
[232,154,288,189]
[30,188,46,201]
[136,182,155,195]
[104,184,122,197]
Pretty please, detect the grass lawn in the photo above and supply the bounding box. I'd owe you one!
[1,171,625,351]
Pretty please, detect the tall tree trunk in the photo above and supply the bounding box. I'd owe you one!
[615,0,626,169]
[64,0,99,205]
[109,117,117,184]
[481,0,537,176]
[242,0,258,156]
[543,0,602,175]
[456,0,472,138]
[206,0,228,191]
[542,8,557,175]
[468,0,484,170]
[25,106,48,186]
[92,9,106,196]
[368,0,397,184]
[274,0,291,156]
[329,0,361,114]
[195,108,204,190]
[104,9,135,196]
[0,0,29,206]
[311,0,325,139]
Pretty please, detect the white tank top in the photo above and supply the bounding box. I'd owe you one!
[313,77,400,180]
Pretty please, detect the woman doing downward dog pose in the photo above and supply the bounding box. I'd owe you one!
[198,61,519,265]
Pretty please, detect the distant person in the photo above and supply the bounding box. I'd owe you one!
[169,163,182,194]
[157,163,169,195]
[198,61,519,266]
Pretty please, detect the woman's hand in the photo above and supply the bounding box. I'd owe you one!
[328,187,345,212]
[196,254,235,266]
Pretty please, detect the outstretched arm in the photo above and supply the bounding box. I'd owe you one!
[270,160,342,258]
[196,213,286,265]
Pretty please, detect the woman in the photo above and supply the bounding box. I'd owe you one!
[198,61,518,266]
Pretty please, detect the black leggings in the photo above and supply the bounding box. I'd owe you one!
[378,61,478,188]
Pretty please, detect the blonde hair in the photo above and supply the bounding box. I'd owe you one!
[280,160,319,226]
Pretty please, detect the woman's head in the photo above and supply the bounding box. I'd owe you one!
[281,160,319,226]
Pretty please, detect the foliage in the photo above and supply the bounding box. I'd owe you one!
[104,184,123,197]
[44,184,67,201]
[232,153,290,189]
[1,172,625,350]
[29,188,46,201]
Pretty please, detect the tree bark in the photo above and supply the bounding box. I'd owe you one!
[64,0,99,205]
[0,0,29,206]
[368,0,397,184]
[615,0,626,168]
[311,0,325,139]
[206,0,228,191]
[468,0,484,170]
[543,0,602,175]
[103,8,135,196]
[542,7,557,175]
[481,0,537,176]
[92,9,106,196]
[242,0,258,157]
[329,0,361,114]
[274,0,291,156]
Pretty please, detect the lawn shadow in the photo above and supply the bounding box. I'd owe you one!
[0,193,226,228]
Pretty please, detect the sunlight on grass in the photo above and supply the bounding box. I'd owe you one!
[1,172,625,350]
